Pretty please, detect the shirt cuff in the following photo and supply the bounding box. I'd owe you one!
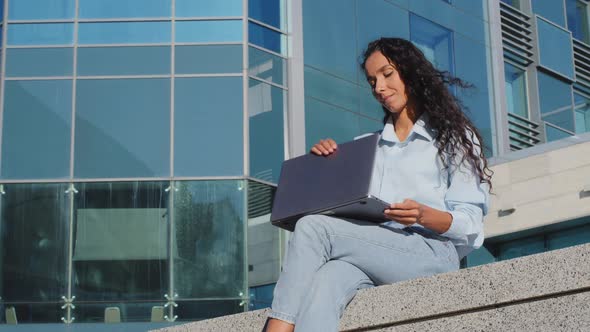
[441,210,469,243]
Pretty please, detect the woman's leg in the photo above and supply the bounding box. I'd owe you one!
[269,214,459,328]
[295,260,373,332]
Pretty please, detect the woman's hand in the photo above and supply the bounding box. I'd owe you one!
[384,199,424,226]
[384,199,453,233]
[310,138,338,156]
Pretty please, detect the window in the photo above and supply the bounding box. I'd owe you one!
[566,0,590,43]
[410,14,454,74]
[6,48,73,77]
[536,17,575,80]
[537,71,575,136]
[532,0,566,27]
[77,46,170,76]
[504,62,529,118]
[175,20,242,43]
[8,23,74,46]
[78,22,171,44]
[175,0,242,17]
[176,45,242,74]
[8,0,74,20]
[574,92,590,133]
[500,0,521,9]
[249,0,286,30]
[79,0,171,19]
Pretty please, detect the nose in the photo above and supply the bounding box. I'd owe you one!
[373,77,386,94]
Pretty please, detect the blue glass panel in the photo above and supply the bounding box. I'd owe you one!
[78,46,170,76]
[574,92,590,133]
[2,80,72,179]
[545,123,573,141]
[0,183,69,303]
[78,22,171,44]
[72,181,168,302]
[304,66,359,113]
[8,23,74,45]
[173,180,246,298]
[542,111,575,132]
[175,0,242,17]
[303,0,357,82]
[359,84,384,121]
[566,0,590,43]
[175,20,242,43]
[500,0,520,8]
[8,0,74,20]
[249,283,275,310]
[305,97,360,151]
[547,223,590,250]
[356,0,409,83]
[410,14,454,74]
[249,46,287,86]
[537,71,572,114]
[249,21,283,54]
[532,0,566,27]
[174,77,243,176]
[249,0,283,29]
[79,0,171,18]
[504,62,528,118]
[249,79,284,183]
[176,44,242,74]
[464,246,496,267]
[74,79,170,178]
[358,116,383,134]
[6,48,73,77]
[453,0,485,18]
[537,17,575,80]
[498,235,545,260]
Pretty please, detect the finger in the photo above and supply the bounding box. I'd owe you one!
[320,139,335,153]
[326,138,338,149]
[315,142,331,155]
[385,209,419,218]
[310,146,323,155]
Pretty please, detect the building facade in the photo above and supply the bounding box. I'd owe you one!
[0,0,589,330]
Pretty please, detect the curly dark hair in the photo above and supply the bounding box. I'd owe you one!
[361,37,492,190]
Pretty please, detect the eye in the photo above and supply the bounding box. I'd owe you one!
[384,71,393,77]
[368,79,376,88]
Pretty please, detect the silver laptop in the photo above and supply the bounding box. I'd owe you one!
[270,134,390,231]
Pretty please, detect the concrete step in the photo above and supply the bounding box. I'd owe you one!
[152,243,590,331]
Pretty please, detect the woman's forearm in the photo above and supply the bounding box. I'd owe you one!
[417,204,453,234]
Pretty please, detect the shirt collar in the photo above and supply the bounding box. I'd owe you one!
[381,113,435,143]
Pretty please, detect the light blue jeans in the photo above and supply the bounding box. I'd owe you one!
[269,215,459,332]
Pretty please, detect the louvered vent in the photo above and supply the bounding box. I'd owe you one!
[247,180,276,219]
[508,113,541,151]
[573,39,590,95]
[500,2,534,67]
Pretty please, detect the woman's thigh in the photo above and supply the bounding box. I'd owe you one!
[297,215,459,285]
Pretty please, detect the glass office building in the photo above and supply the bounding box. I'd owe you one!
[1,0,589,329]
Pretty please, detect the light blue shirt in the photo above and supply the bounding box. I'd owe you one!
[364,115,489,259]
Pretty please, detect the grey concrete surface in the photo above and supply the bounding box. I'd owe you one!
[152,243,590,332]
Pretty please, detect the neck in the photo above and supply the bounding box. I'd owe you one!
[391,106,420,142]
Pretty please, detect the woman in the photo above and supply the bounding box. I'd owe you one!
[265,37,492,332]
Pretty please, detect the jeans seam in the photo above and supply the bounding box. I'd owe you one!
[337,278,372,315]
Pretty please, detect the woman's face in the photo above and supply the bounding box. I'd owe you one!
[364,51,408,114]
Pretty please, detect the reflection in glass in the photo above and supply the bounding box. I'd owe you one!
[175,300,245,321]
[305,97,360,152]
[174,77,243,177]
[547,222,590,250]
[78,46,170,76]
[6,48,73,77]
[0,183,69,302]
[574,92,590,133]
[175,20,242,43]
[500,0,520,9]
[537,17,575,80]
[249,46,287,86]
[537,71,572,114]
[8,0,74,20]
[73,302,167,323]
[497,235,545,260]
[249,79,285,183]
[566,0,590,43]
[542,111,575,132]
[249,21,284,55]
[8,23,74,45]
[72,182,168,302]
[504,63,528,118]
[79,0,171,19]
[0,303,65,323]
[247,181,280,289]
[249,283,275,310]
[249,0,285,30]
[545,123,573,141]
[175,0,242,17]
[74,79,170,178]
[410,14,454,74]
[78,22,171,44]
[532,0,566,27]
[173,181,246,299]
[2,80,72,179]
[176,45,242,74]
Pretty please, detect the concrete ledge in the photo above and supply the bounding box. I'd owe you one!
[153,243,590,331]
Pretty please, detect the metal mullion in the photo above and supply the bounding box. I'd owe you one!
[7,44,73,49]
[77,74,171,79]
[174,16,242,21]
[0,0,10,173]
[8,19,74,24]
[242,0,249,312]
[248,75,288,90]
[5,76,73,80]
[175,73,242,78]
[77,43,170,47]
[175,41,242,46]
[168,0,176,320]
[247,17,286,35]
[248,42,288,59]
[544,121,576,135]
[77,17,171,23]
